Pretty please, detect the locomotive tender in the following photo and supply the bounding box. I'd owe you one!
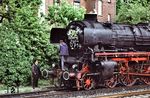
[45,14,150,90]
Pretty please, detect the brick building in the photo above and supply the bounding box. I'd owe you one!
[39,0,116,22]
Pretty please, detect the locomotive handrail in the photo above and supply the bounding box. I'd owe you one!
[95,52,150,57]
[88,47,94,61]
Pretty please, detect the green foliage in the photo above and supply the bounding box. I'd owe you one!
[116,0,150,24]
[0,23,30,85]
[47,0,85,27]
[0,0,85,86]
[0,0,58,85]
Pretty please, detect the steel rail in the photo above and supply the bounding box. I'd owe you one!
[0,87,64,98]
[0,85,149,98]
[96,90,150,98]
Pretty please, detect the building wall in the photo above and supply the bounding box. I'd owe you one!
[43,0,116,22]
[97,0,116,22]
[84,0,96,13]
[45,0,53,15]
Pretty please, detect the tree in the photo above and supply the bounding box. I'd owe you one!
[0,24,30,85]
[47,0,85,27]
[0,0,85,85]
[116,0,150,24]
[0,0,58,85]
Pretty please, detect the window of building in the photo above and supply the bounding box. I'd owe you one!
[38,0,45,17]
[107,14,111,22]
[74,0,80,7]
[93,1,97,13]
[108,0,111,3]
[98,0,102,16]
[93,1,96,9]
[53,0,60,5]
[91,3,97,14]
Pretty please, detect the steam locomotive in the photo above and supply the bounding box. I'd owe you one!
[43,14,150,90]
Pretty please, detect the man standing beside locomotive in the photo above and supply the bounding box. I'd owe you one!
[59,40,69,70]
[31,59,41,89]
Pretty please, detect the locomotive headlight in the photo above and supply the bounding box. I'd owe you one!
[52,63,56,68]
[72,64,78,69]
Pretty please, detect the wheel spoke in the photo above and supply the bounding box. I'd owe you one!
[142,77,150,85]
[83,75,94,90]
[106,75,117,88]
[121,74,136,86]
[120,63,137,86]
[141,65,150,85]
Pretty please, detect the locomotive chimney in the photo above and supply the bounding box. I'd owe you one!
[84,14,97,22]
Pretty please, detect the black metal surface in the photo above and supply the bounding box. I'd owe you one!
[49,14,150,90]
[50,28,67,43]
[50,15,150,52]
[101,61,117,79]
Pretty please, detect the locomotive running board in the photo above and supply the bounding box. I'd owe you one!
[120,73,150,76]
[95,52,150,57]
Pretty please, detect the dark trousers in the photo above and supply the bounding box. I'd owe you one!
[32,75,39,89]
[60,55,68,70]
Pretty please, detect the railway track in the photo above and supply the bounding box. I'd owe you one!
[97,90,150,98]
[0,87,65,98]
[0,85,149,98]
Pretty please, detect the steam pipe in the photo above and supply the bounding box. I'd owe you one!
[88,47,94,62]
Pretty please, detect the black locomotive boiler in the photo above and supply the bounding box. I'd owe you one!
[44,14,150,90]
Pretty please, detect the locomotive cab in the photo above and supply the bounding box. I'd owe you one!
[50,28,68,43]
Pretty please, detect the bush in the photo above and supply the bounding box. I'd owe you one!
[47,0,85,27]
[0,0,58,85]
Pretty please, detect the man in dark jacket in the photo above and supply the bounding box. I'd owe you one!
[59,40,69,70]
[32,59,41,89]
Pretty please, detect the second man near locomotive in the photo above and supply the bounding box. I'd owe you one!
[59,40,69,70]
